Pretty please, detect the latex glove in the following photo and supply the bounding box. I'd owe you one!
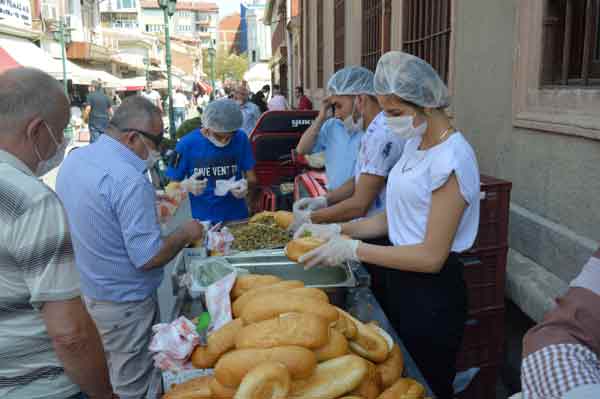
[294,223,342,240]
[230,179,248,199]
[181,172,207,196]
[289,208,312,233]
[299,236,360,269]
[293,196,328,213]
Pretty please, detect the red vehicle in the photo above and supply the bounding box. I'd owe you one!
[248,110,327,212]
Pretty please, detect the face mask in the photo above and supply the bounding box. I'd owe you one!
[342,98,363,133]
[385,115,428,140]
[139,134,161,168]
[207,133,232,148]
[34,121,68,177]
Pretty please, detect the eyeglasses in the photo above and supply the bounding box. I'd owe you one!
[113,125,164,147]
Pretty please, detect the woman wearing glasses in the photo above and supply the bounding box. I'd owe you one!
[296,52,481,399]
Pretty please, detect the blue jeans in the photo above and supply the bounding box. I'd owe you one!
[173,107,186,130]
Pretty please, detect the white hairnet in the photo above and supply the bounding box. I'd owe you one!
[202,98,243,133]
[327,66,375,96]
[374,51,449,108]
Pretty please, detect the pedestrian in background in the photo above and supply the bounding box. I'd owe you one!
[234,85,261,135]
[56,96,204,398]
[295,86,313,110]
[0,67,116,399]
[141,82,163,113]
[172,87,189,130]
[267,84,289,111]
[85,79,112,143]
[251,84,269,112]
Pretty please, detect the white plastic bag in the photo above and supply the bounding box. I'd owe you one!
[214,177,247,197]
[206,271,237,332]
[149,316,199,371]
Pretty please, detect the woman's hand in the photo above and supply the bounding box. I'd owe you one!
[299,236,360,269]
[293,223,341,240]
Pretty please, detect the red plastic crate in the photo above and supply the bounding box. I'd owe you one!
[456,308,505,370]
[456,363,501,399]
[461,246,508,314]
[467,175,512,254]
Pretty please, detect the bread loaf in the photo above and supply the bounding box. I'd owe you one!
[233,361,290,399]
[209,376,237,398]
[350,360,382,399]
[338,309,390,363]
[235,312,329,349]
[231,275,282,299]
[377,344,404,389]
[376,378,425,399]
[163,375,212,399]
[240,292,339,324]
[333,308,358,339]
[249,211,275,223]
[290,354,368,399]
[191,318,244,368]
[214,346,317,388]
[232,280,305,317]
[274,211,294,229]
[285,237,326,262]
[288,287,330,303]
[314,328,349,362]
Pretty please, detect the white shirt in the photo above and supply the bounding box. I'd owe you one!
[172,92,188,108]
[386,132,480,253]
[354,112,406,217]
[268,94,289,111]
[141,90,161,108]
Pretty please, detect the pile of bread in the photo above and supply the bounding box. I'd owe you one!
[163,274,427,399]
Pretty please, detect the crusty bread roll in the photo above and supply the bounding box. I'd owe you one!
[240,292,339,324]
[249,211,275,223]
[215,346,317,388]
[376,378,425,399]
[350,360,382,399]
[290,354,368,399]
[338,309,390,363]
[314,328,349,362]
[288,287,330,303]
[285,237,326,262]
[163,375,212,399]
[192,318,245,369]
[232,275,282,299]
[333,308,358,339]
[377,344,404,389]
[233,361,290,399]
[232,281,305,317]
[338,397,364,399]
[274,211,294,229]
[235,312,329,350]
[209,375,237,398]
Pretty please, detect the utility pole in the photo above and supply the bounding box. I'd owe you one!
[208,38,216,101]
[159,0,176,135]
[55,17,73,139]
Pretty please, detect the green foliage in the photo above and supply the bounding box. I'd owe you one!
[175,117,202,140]
[202,45,250,82]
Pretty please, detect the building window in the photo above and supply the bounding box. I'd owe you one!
[402,0,452,83]
[252,50,257,63]
[305,0,311,88]
[383,0,392,52]
[334,0,345,72]
[317,0,324,87]
[541,0,600,87]
[361,0,382,72]
[145,24,163,33]
[117,0,135,9]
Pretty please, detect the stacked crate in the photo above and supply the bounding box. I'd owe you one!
[457,175,512,399]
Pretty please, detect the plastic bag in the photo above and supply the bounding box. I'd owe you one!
[149,316,199,372]
[207,226,235,255]
[206,271,237,332]
[187,257,237,298]
[215,177,247,197]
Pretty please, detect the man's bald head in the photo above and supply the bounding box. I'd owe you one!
[0,68,69,134]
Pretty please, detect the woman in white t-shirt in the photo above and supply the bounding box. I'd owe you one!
[296,51,480,399]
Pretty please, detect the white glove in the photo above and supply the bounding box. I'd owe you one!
[181,172,207,196]
[231,179,248,199]
[294,223,342,240]
[299,236,360,269]
[293,196,328,213]
[289,208,312,232]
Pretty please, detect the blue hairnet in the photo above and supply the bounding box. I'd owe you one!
[327,66,375,96]
[201,98,243,132]
[374,51,450,108]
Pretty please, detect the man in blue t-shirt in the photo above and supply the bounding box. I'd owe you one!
[167,99,257,223]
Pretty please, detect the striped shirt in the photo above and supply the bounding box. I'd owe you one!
[0,150,81,399]
[56,135,164,302]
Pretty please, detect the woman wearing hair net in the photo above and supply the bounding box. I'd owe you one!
[296,66,367,191]
[298,52,481,399]
[167,98,257,223]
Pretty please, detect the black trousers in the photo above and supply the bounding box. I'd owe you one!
[364,238,468,399]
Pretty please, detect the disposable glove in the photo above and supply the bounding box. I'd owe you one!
[289,207,312,232]
[293,196,328,213]
[231,179,248,199]
[294,223,342,240]
[181,171,208,196]
[299,236,360,269]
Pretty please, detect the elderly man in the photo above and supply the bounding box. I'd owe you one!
[0,68,115,399]
[234,85,261,136]
[57,96,204,398]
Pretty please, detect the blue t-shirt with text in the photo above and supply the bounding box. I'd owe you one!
[167,129,256,223]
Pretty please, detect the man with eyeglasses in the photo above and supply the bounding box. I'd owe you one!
[56,96,204,398]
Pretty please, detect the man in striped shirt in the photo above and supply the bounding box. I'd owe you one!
[57,96,204,398]
[0,68,115,398]
[521,248,600,398]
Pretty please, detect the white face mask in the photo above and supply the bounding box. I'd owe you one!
[342,98,363,133]
[385,115,428,140]
[208,133,232,148]
[34,121,68,177]
[139,134,161,169]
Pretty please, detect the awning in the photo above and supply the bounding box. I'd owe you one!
[117,76,147,91]
[0,35,64,79]
[197,80,212,94]
[0,46,19,74]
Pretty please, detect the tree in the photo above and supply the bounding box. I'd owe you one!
[202,45,249,83]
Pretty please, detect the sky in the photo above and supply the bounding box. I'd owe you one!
[214,0,243,18]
